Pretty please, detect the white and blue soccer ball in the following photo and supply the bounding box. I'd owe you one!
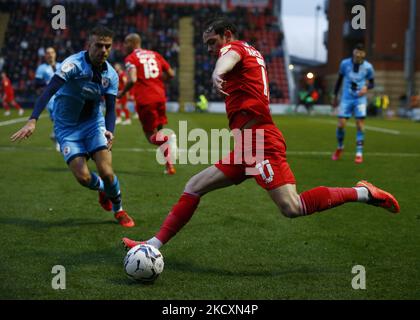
[124,244,164,283]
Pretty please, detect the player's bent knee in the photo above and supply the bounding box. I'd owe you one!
[75,173,91,187]
[97,166,114,182]
[100,172,114,184]
[280,207,300,219]
[184,175,202,195]
[277,201,301,219]
[185,171,214,195]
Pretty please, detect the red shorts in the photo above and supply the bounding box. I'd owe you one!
[215,123,296,190]
[136,102,168,133]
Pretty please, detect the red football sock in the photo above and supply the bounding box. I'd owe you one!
[155,192,200,244]
[123,108,130,119]
[149,132,168,146]
[149,132,171,162]
[299,187,357,215]
[116,108,122,117]
[12,101,22,110]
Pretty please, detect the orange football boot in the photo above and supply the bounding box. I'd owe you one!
[355,154,363,164]
[122,237,145,250]
[164,162,176,175]
[332,148,344,161]
[356,180,400,214]
[114,211,136,228]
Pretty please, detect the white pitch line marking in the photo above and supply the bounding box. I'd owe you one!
[0,115,47,127]
[1,146,419,158]
[310,119,401,135]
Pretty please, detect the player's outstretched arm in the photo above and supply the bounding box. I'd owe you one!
[212,50,241,96]
[10,75,65,142]
[10,119,36,142]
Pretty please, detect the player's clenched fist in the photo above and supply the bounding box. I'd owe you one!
[10,119,36,142]
[212,73,229,97]
[358,86,368,97]
[104,130,114,150]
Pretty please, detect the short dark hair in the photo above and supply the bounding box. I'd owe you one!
[89,25,114,39]
[354,43,366,51]
[204,18,238,37]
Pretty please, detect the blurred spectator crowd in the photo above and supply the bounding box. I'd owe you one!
[0,0,288,106]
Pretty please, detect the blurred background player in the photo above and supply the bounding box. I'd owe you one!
[196,93,208,113]
[1,71,24,116]
[294,88,319,115]
[114,63,131,125]
[332,44,375,164]
[122,18,399,252]
[35,47,61,151]
[11,25,135,228]
[118,33,177,175]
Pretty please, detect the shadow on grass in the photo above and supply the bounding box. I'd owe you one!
[108,277,158,287]
[107,257,336,288]
[39,166,69,173]
[163,258,335,278]
[115,170,164,178]
[37,168,167,177]
[0,217,117,229]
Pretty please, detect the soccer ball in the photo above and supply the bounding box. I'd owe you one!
[123,244,164,283]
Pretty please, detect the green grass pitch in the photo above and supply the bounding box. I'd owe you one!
[0,111,419,299]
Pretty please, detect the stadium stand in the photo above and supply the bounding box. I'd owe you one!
[193,6,289,103]
[0,0,289,107]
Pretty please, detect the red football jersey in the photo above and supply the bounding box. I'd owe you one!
[1,76,14,96]
[125,49,170,106]
[218,40,273,129]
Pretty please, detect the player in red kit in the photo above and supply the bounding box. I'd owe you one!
[118,33,176,175]
[114,63,131,125]
[1,72,24,116]
[122,18,400,251]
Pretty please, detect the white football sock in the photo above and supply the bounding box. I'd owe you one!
[353,187,369,202]
[147,237,163,249]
